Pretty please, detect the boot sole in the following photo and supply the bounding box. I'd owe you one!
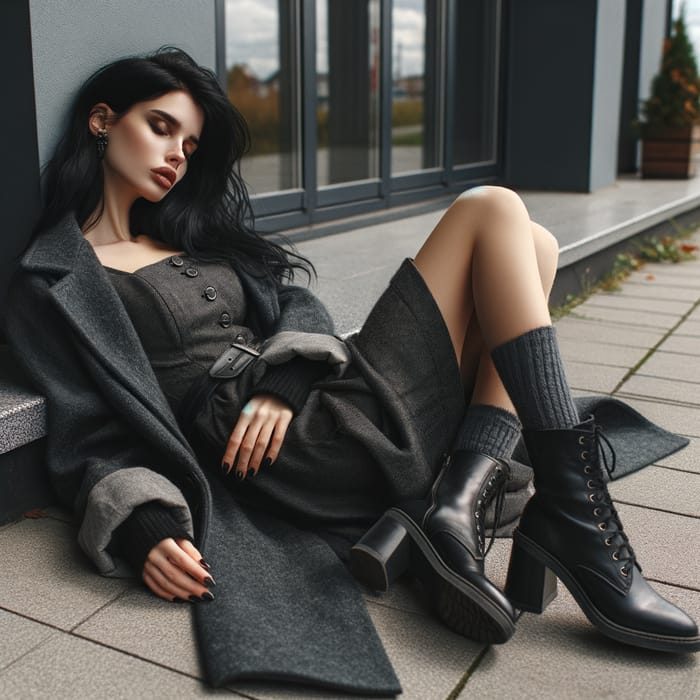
[387,508,516,645]
[512,530,700,653]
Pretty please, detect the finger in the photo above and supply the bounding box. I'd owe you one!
[235,414,268,475]
[155,539,214,587]
[248,419,276,476]
[143,569,178,602]
[144,559,203,601]
[176,538,212,571]
[266,411,293,464]
[221,413,253,473]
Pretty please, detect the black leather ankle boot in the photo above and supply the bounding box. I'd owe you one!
[505,416,700,652]
[351,450,517,644]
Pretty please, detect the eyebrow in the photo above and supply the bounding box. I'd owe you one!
[150,109,200,146]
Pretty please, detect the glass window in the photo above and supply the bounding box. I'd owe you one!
[452,0,500,165]
[316,0,381,186]
[391,0,442,174]
[225,0,301,195]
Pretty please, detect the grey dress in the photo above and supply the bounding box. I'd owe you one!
[106,254,467,552]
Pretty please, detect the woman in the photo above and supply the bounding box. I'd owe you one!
[6,47,698,693]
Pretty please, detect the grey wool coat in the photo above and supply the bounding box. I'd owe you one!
[5,213,402,695]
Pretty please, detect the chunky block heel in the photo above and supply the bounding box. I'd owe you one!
[350,513,410,592]
[505,533,558,613]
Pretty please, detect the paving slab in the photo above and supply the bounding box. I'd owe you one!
[567,305,680,330]
[687,305,700,321]
[0,632,230,698]
[0,610,56,672]
[616,374,700,407]
[0,516,129,629]
[553,317,666,348]
[656,436,700,474]
[657,333,700,356]
[557,338,647,367]
[457,582,700,700]
[635,350,700,384]
[614,503,700,591]
[563,360,628,394]
[583,293,693,316]
[675,319,700,337]
[617,397,700,438]
[608,465,700,518]
[625,269,700,289]
[615,281,700,302]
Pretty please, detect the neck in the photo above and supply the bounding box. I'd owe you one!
[83,169,139,245]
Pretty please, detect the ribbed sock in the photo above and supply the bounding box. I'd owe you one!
[452,404,522,461]
[491,326,579,431]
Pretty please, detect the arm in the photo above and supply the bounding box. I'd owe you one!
[5,272,211,600]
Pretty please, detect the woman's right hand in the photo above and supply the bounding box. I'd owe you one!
[142,537,215,603]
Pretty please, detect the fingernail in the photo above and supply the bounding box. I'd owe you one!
[263,457,272,469]
[200,558,211,569]
[188,594,200,603]
[247,467,255,478]
[221,462,230,474]
[201,591,215,602]
[172,597,185,603]
[236,471,244,480]
[204,576,216,588]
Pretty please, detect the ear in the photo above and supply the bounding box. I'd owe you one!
[88,103,115,136]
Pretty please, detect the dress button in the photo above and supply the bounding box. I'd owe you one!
[184,267,199,278]
[219,312,231,328]
[234,333,245,343]
[203,286,217,301]
[169,255,184,267]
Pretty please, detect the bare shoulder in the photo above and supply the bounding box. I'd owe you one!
[90,236,184,273]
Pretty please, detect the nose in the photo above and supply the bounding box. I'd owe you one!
[166,142,187,169]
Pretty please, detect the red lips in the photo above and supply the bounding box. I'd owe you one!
[151,167,177,189]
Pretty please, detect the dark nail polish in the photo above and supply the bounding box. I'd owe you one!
[200,558,211,569]
[221,462,230,474]
[201,591,215,602]
[204,577,216,588]
[172,597,185,603]
[188,594,200,603]
[263,457,272,469]
[236,471,244,480]
[247,467,255,478]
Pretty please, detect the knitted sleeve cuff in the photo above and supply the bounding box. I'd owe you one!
[110,501,193,576]
[248,356,329,414]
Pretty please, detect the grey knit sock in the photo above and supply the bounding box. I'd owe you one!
[491,326,579,431]
[453,404,522,461]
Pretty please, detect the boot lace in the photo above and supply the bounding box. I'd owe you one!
[475,462,510,557]
[581,423,639,578]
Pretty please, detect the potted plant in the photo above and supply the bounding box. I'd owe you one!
[639,6,700,178]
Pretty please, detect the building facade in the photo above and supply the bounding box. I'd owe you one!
[1,0,672,319]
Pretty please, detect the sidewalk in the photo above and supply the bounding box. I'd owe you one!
[0,230,698,698]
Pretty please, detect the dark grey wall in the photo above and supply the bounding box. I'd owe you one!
[504,0,626,192]
[1,0,40,331]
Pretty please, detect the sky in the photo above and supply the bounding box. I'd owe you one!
[675,0,700,61]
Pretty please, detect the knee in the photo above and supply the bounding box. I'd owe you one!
[531,221,560,270]
[456,185,529,223]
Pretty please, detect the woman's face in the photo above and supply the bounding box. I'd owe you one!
[93,90,205,203]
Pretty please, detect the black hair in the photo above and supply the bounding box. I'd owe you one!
[35,46,312,282]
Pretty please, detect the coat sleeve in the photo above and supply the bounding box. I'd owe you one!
[4,272,193,576]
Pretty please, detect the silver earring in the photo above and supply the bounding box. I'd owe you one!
[96,129,109,160]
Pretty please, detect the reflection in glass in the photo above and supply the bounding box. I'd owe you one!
[391,0,442,174]
[316,0,381,186]
[225,0,300,194]
[453,0,500,165]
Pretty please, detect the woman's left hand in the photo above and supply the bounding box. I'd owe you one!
[221,394,293,479]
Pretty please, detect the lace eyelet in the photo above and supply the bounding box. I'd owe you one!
[612,551,620,561]
[593,507,601,517]
[604,536,613,546]
[620,567,629,577]
[587,479,595,489]
[580,451,589,460]
[588,493,598,503]
[578,435,585,445]
[474,511,480,519]
[598,522,608,531]
[583,466,592,474]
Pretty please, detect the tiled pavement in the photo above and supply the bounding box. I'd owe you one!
[1,229,699,698]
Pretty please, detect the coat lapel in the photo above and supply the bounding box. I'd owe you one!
[21,213,191,451]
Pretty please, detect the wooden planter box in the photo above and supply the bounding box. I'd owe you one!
[641,124,700,178]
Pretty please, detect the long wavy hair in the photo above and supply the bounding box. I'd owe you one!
[35,46,312,283]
